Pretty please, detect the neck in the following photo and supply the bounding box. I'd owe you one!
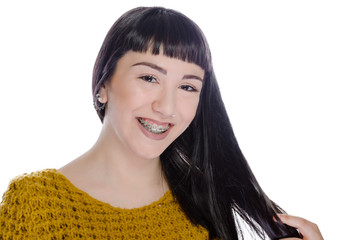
[61,124,168,191]
[87,126,166,190]
[59,120,170,208]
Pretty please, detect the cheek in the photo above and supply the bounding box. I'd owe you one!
[110,83,151,110]
[178,95,200,123]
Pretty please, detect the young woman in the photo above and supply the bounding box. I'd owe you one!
[0,7,323,240]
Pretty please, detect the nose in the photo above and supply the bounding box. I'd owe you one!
[152,89,176,118]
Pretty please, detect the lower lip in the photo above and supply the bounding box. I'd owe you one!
[136,119,172,141]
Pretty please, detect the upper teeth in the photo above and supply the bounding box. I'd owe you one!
[138,118,170,134]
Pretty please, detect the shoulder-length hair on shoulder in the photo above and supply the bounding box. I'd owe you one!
[92,6,301,240]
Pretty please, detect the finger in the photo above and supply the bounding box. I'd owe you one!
[278,214,314,229]
[277,214,323,240]
[279,238,299,240]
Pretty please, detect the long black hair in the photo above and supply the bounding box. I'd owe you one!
[92,7,301,240]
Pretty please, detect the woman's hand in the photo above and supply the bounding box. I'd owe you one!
[278,214,324,240]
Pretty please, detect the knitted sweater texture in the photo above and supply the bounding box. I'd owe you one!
[0,169,209,239]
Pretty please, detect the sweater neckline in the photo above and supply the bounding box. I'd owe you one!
[47,168,173,212]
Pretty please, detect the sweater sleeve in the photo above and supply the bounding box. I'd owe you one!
[0,174,37,239]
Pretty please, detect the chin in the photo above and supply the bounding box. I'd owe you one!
[138,153,163,161]
[135,145,168,161]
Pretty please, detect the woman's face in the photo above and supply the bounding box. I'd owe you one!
[100,50,204,160]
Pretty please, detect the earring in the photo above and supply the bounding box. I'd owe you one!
[93,93,106,110]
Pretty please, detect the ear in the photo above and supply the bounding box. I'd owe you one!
[97,85,108,104]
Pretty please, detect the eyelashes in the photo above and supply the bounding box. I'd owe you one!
[139,75,157,83]
[179,85,197,92]
[139,75,199,92]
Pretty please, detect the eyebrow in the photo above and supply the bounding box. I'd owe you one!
[132,62,203,82]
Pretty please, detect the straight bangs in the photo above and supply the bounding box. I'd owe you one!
[123,7,212,72]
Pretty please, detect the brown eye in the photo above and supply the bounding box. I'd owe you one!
[140,75,157,83]
[180,85,198,92]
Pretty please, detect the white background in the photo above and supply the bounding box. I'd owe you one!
[0,1,359,239]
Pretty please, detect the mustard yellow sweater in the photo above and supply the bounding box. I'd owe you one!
[0,169,209,239]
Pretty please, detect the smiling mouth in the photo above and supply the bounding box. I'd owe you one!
[137,118,171,134]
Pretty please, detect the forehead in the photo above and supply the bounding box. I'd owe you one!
[116,50,205,77]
